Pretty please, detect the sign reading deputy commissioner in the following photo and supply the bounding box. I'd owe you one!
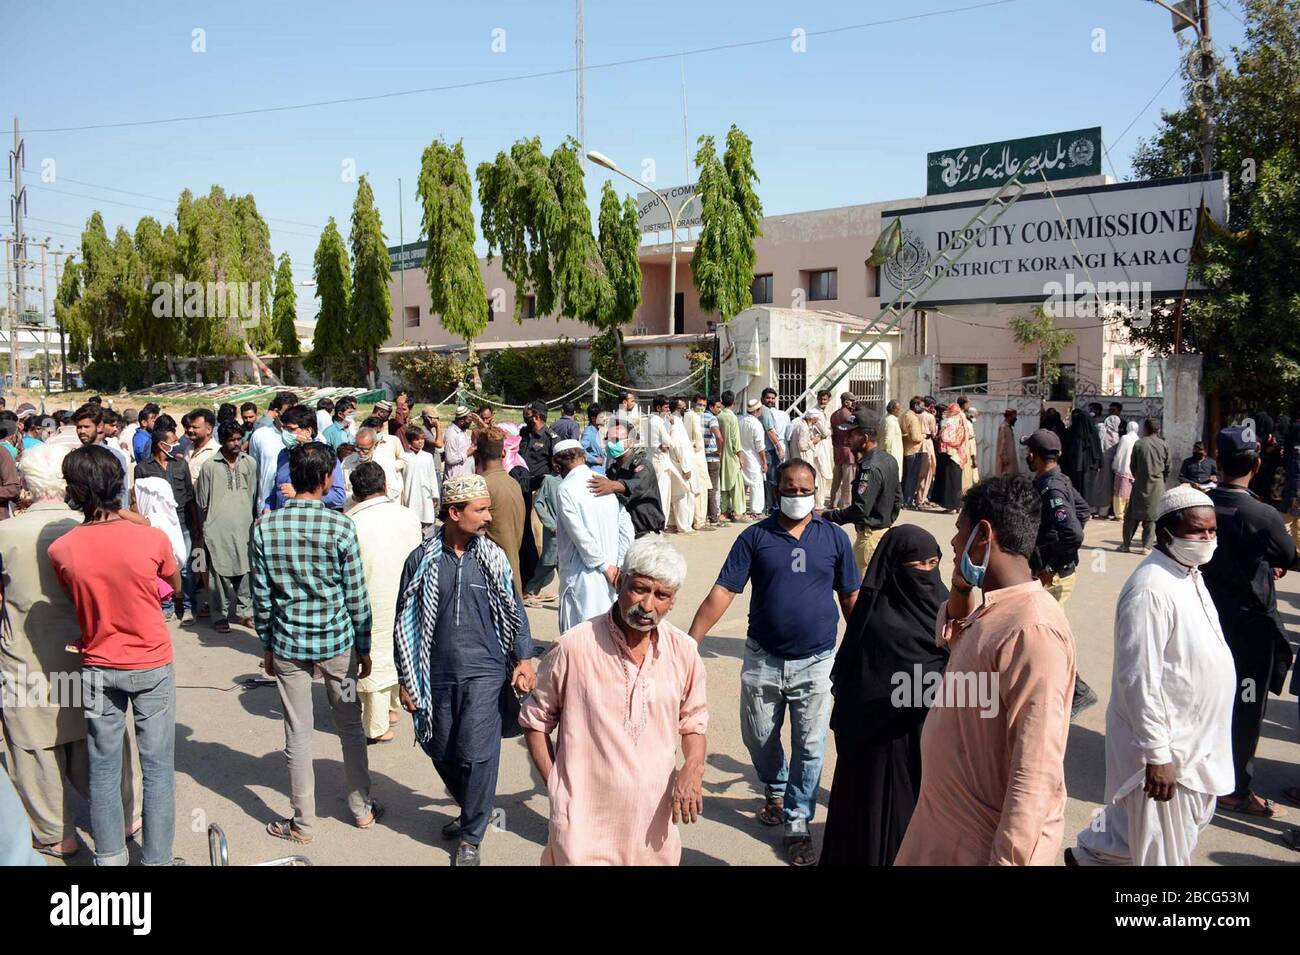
[878,173,1227,307]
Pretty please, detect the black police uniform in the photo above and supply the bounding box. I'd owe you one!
[1030,467,1089,579]
[1203,483,1300,796]
[822,448,901,569]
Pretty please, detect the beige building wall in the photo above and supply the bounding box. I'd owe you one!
[384,173,1123,395]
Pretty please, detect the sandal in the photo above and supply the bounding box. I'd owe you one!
[213,620,231,634]
[33,839,79,859]
[1217,794,1285,819]
[266,819,313,844]
[356,804,385,829]
[784,835,818,867]
[757,795,783,827]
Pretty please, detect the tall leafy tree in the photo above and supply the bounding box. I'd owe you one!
[311,217,352,383]
[593,180,643,374]
[691,124,764,320]
[271,252,299,379]
[55,257,84,365]
[477,137,559,320]
[419,138,488,363]
[348,175,392,386]
[1128,0,1300,410]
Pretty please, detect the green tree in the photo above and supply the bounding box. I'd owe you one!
[1128,0,1300,409]
[1011,306,1076,398]
[593,180,643,378]
[691,124,763,320]
[55,257,83,368]
[419,138,488,373]
[348,175,392,387]
[271,252,299,379]
[310,217,352,383]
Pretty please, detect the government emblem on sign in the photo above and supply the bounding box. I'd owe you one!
[1068,137,1095,167]
[883,228,932,289]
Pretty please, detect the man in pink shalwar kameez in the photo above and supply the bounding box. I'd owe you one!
[895,473,1076,866]
[520,536,708,865]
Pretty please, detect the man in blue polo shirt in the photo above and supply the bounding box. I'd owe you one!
[689,457,860,866]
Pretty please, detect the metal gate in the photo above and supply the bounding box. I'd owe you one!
[846,358,887,416]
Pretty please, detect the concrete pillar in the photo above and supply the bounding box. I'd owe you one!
[1162,353,1204,476]
[891,355,935,405]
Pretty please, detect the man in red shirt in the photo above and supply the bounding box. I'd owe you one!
[48,445,182,866]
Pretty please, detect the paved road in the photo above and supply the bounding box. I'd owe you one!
[46,508,1300,865]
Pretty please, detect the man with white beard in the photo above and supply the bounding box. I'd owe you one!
[1068,485,1235,866]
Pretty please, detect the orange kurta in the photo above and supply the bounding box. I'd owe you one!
[519,610,709,866]
[895,580,1076,866]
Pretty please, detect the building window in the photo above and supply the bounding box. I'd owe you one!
[944,363,988,394]
[807,269,837,302]
[404,305,420,328]
[674,293,685,334]
[865,264,879,298]
[1145,358,1165,396]
[751,274,773,305]
[847,358,886,416]
[1115,357,1140,397]
[774,357,807,411]
[525,294,537,319]
[486,298,495,323]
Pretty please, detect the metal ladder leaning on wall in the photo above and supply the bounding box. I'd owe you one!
[785,173,1033,417]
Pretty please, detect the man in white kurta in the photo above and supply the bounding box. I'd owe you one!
[682,404,712,531]
[1071,486,1235,866]
[348,469,425,742]
[553,442,634,632]
[739,401,767,515]
[668,407,698,534]
[401,441,441,529]
[648,404,690,532]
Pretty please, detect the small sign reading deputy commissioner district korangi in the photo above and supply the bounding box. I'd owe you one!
[926,127,1102,196]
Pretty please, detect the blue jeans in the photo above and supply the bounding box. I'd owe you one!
[83,664,176,866]
[161,521,197,615]
[739,639,834,835]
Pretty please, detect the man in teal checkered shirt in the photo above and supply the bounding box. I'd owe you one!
[252,441,380,844]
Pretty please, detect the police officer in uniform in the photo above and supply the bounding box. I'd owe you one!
[1023,427,1098,719]
[1203,425,1300,818]
[820,407,900,575]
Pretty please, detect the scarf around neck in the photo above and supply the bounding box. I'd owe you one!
[392,527,521,743]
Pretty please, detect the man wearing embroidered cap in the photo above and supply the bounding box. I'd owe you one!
[1069,485,1235,865]
[551,438,633,631]
[393,472,537,866]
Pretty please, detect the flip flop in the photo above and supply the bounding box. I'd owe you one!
[757,796,783,827]
[33,840,79,859]
[266,819,313,844]
[1217,795,1285,819]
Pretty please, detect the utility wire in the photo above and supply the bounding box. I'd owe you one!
[26,0,1031,134]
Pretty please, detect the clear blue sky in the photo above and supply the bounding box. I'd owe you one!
[7,0,1247,318]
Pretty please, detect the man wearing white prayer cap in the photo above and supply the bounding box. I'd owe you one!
[1069,484,1235,866]
[550,438,633,631]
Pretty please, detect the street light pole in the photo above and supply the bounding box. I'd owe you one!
[587,149,694,334]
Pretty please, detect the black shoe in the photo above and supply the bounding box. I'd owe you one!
[454,841,480,867]
[441,818,462,840]
[1064,848,1078,867]
[1071,679,1099,721]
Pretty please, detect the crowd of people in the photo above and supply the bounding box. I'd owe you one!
[0,383,1298,868]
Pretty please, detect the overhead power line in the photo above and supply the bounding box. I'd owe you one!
[27,0,1030,133]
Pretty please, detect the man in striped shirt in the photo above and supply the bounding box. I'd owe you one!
[252,441,380,844]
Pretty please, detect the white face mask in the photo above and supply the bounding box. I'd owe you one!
[1167,535,1217,568]
[779,493,816,520]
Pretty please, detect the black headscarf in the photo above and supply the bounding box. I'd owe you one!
[830,525,949,750]
[1067,408,1103,471]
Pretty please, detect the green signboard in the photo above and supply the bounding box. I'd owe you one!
[926,127,1102,196]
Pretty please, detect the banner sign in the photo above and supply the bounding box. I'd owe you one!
[927,127,1102,196]
[637,183,701,235]
[878,173,1227,307]
[387,241,427,272]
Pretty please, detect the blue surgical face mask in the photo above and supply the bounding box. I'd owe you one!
[959,521,991,589]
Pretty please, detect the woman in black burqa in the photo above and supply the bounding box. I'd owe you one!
[820,524,948,866]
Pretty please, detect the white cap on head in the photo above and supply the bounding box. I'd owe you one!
[1156,484,1214,520]
[552,439,583,455]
